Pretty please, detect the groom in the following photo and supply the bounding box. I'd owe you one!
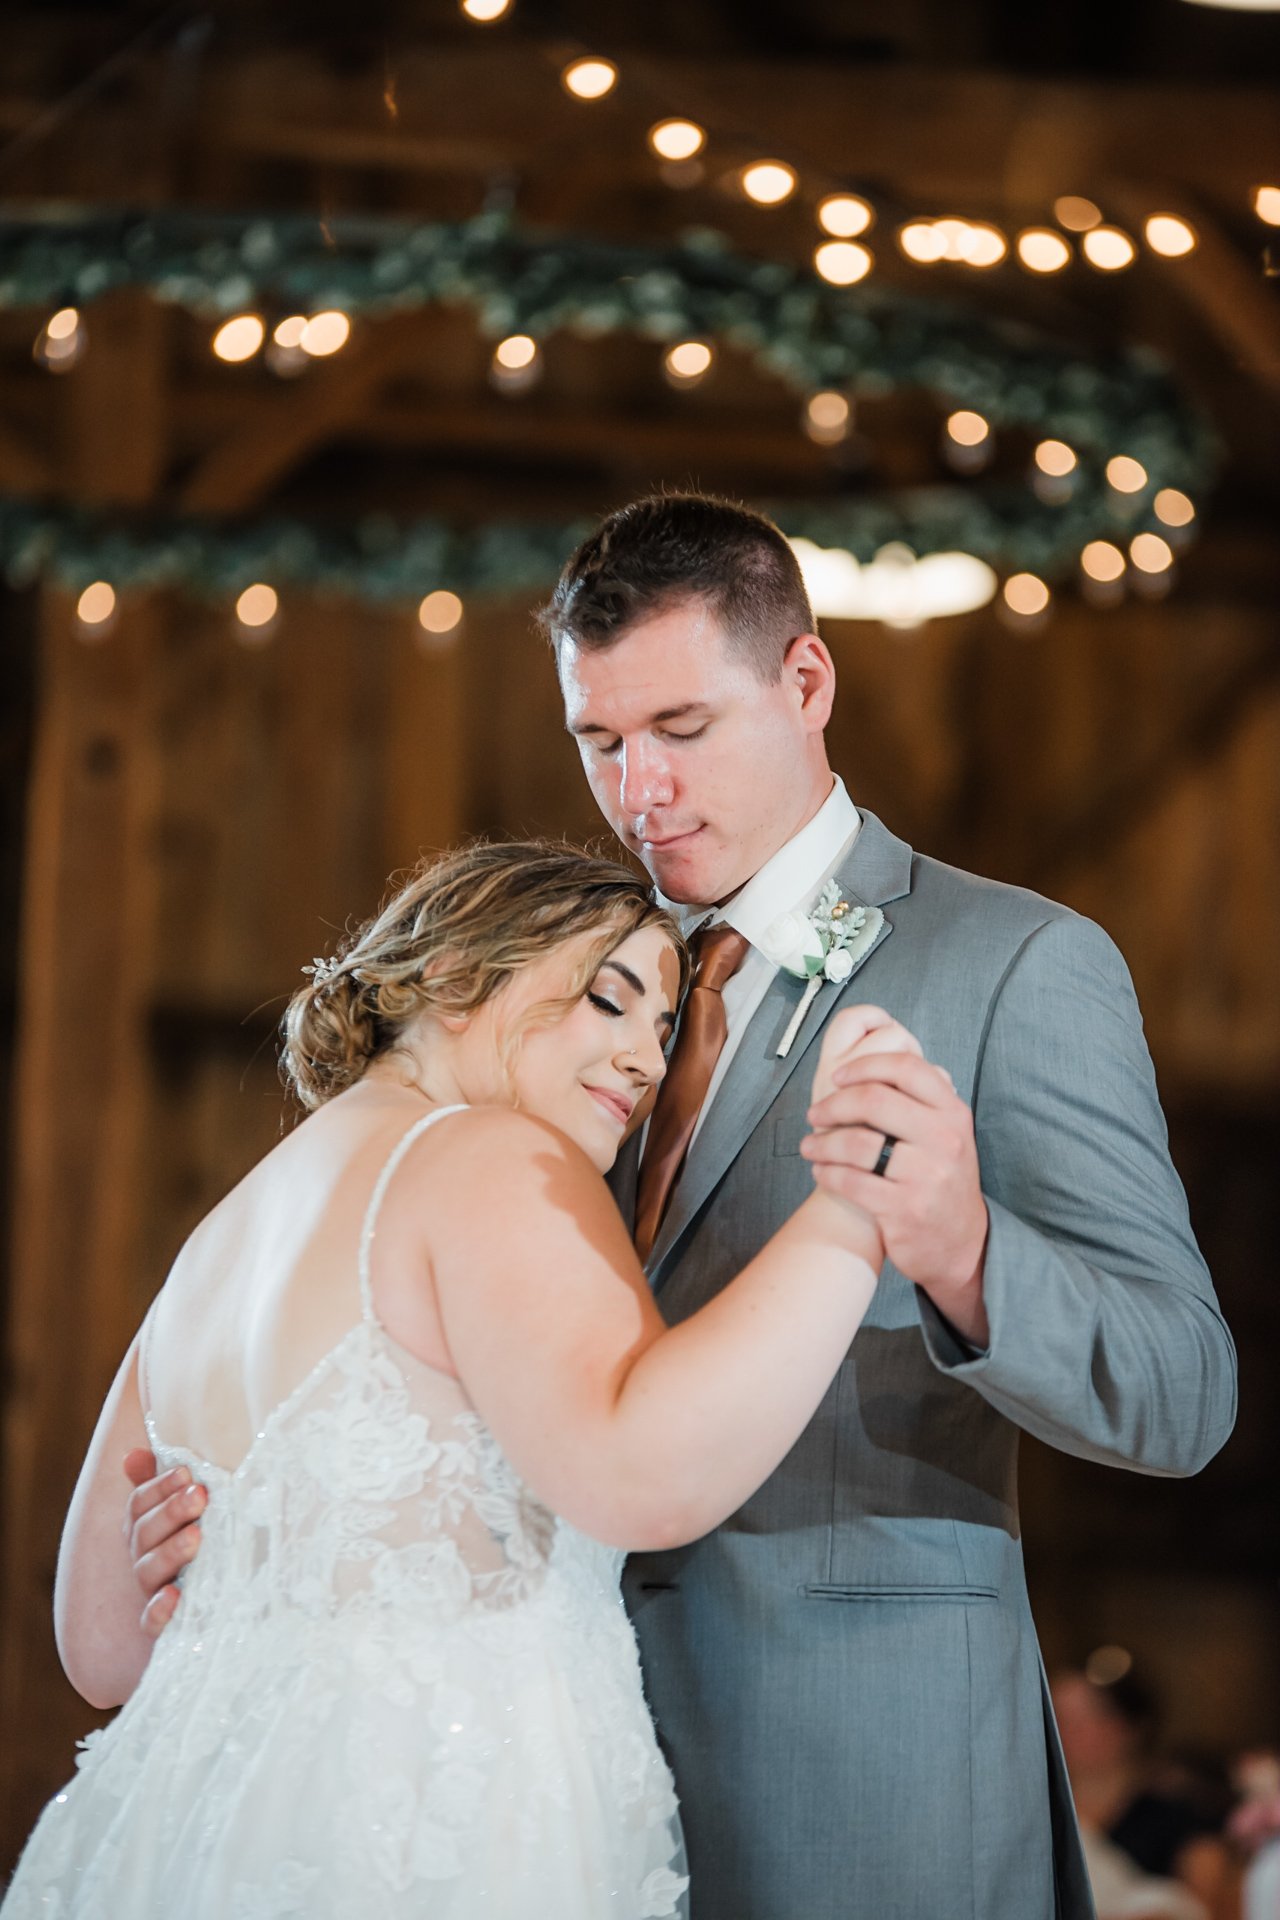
[127,493,1235,1918]
[543,493,1235,1919]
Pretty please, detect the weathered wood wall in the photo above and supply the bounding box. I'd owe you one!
[3,562,1277,1869]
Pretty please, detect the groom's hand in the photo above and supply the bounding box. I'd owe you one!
[123,1448,205,1637]
[802,1034,990,1348]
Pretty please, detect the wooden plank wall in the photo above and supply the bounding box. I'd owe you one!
[2,573,1277,1869]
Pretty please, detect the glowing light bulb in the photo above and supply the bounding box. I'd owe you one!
[76,581,116,628]
[814,241,872,285]
[562,58,617,100]
[212,314,265,363]
[236,583,278,628]
[649,119,704,161]
[1145,214,1197,257]
[1002,574,1051,617]
[1254,186,1280,225]
[1130,533,1174,573]
[418,590,464,634]
[1107,455,1148,494]
[1154,489,1195,528]
[804,390,851,444]
[959,224,1007,267]
[300,311,351,357]
[899,222,946,263]
[273,315,308,349]
[1082,227,1136,271]
[1054,196,1102,232]
[1081,541,1125,583]
[494,334,538,371]
[461,0,512,18]
[34,308,85,371]
[934,219,973,262]
[947,410,990,448]
[741,161,796,205]
[1035,440,1078,477]
[1017,229,1072,274]
[664,340,713,383]
[818,194,873,238]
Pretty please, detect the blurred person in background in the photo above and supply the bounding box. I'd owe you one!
[1053,1659,1240,1920]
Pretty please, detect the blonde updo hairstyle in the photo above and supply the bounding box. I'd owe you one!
[281,839,687,1112]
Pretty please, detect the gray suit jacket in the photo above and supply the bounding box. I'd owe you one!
[613,808,1236,1920]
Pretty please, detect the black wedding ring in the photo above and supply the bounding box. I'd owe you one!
[872,1133,897,1178]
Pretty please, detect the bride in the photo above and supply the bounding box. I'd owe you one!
[4,839,908,1919]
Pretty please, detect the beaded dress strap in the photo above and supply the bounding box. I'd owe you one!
[357,1106,469,1324]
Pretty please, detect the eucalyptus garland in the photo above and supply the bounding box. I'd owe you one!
[0,209,1217,600]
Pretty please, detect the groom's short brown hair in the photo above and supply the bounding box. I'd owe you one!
[539,492,815,683]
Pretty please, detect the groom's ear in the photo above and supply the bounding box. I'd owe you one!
[783,632,837,731]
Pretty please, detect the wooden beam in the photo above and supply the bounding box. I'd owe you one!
[1109,185,1280,405]
[179,311,439,514]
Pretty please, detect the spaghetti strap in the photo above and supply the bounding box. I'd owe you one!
[137,1301,158,1432]
[357,1105,469,1324]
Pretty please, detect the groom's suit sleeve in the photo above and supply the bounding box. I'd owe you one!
[918,909,1237,1476]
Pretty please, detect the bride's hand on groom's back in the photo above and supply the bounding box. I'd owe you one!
[122,1447,206,1637]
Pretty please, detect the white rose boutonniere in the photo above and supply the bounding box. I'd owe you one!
[761,880,884,1058]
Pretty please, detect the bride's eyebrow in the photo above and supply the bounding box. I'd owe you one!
[596,960,677,1030]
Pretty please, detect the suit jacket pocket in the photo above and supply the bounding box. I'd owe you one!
[803,1582,999,1604]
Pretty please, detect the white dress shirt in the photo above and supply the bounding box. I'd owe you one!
[657,777,861,1153]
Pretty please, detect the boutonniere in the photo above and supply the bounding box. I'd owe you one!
[762,882,884,1058]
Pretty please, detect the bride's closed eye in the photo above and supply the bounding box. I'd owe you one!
[587,991,624,1018]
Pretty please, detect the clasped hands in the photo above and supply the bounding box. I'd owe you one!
[806,1006,990,1348]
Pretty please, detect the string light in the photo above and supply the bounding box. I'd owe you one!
[1081,541,1125,583]
[418,590,464,636]
[814,241,872,285]
[235,583,279,630]
[493,334,538,370]
[817,194,873,238]
[34,307,85,371]
[946,411,990,448]
[273,316,307,348]
[1035,440,1077,477]
[741,161,796,205]
[1145,214,1197,257]
[1002,573,1051,618]
[1017,229,1072,274]
[663,340,713,385]
[212,314,265,362]
[1106,455,1148,494]
[561,58,617,100]
[804,391,851,445]
[1252,186,1280,225]
[1154,488,1195,528]
[899,222,947,264]
[76,581,116,630]
[1130,532,1174,573]
[958,224,1007,267]
[490,334,542,391]
[461,0,512,19]
[1085,1645,1133,1686]
[1082,227,1136,271]
[648,119,704,161]
[1054,196,1102,232]
[300,311,351,357]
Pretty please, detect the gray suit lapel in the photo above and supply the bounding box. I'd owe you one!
[646,808,913,1285]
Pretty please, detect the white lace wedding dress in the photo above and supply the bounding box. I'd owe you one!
[3,1109,690,1919]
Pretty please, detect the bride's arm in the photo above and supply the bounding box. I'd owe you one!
[54,1331,194,1709]
[421,1106,881,1552]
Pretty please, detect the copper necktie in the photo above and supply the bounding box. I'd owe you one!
[633,922,751,1262]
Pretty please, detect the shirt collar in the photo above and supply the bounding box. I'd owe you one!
[660,777,861,948]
